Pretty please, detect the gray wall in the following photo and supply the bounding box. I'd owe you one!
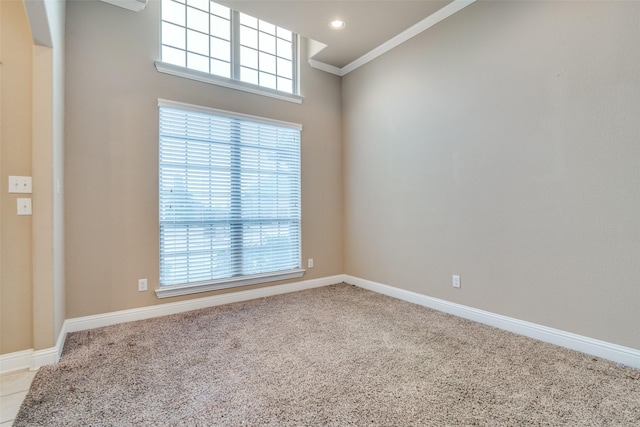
[64,0,343,318]
[342,0,640,349]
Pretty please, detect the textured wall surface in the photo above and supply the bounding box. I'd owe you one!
[64,0,343,318]
[342,1,640,349]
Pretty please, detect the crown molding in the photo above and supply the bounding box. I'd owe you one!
[308,59,343,76]
[308,0,476,77]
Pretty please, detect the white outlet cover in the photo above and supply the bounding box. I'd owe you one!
[138,278,148,291]
[17,198,32,215]
[9,176,32,194]
[452,275,461,288]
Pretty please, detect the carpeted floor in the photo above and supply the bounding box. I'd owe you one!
[15,283,640,426]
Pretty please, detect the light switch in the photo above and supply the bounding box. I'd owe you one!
[9,176,32,194]
[17,198,32,215]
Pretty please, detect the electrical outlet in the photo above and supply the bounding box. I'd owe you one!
[9,176,32,194]
[308,258,314,268]
[138,278,148,292]
[452,275,461,288]
[17,198,32,215]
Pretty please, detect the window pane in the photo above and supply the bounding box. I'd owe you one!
[187,7,209,33]
[277,77,292,93]
[162,45,185,67]
[210,37,230,61]
[259,52,276,74]
[259,72,276,90]
[276,27,292,41]
[259,32,276,55]
[210,1,230,19]
[162,0,185,26]
[187,29,209,55]
[187,52,209,72]
[240,46,258,70]
[160,3,298,95]
[240,13,257,28]
[259,20,276,35]
[277,57,292,78]
[211,58,230,78]
[240,26,258,49]
[241,67,258,85]
[187,0,208,12]
[162,22,186,49]
[277,39,292,60]
[210,15,230,40]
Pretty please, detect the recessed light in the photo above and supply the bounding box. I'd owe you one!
[329,19,345,30]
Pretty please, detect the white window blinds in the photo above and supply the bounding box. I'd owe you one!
[159,100,301,288]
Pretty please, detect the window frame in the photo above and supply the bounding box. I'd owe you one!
[156,99,304,299]
[155,1,303,104]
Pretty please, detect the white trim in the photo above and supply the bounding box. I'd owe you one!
[341,0,475,75]
[0,324,67,374]
[158,98,302,131]
[32,347,59,370]
[99,0,148,13]
[55,321,68,361]
[309,0,476,77]
[0,350,34,375]
[307,59,343,77]
[1,275,340,374]
[155,61,304,104]
[155,269,306,299]
[345,275,640,369]
[5,273,638,372]
[65,275,344,333]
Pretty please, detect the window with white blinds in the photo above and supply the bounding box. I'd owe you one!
[158,100,302,296]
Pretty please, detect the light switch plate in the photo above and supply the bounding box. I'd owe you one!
[17,198,32,215]
[9,176,33,194]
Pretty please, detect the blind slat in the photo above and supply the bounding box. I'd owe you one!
[159,105,301,287]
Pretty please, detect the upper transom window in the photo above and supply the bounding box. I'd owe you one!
[161,0,298,95]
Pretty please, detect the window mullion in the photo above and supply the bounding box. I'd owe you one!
[231,10,241,81]
[292,34,299,95]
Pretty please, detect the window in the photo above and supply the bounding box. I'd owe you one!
[157,99,302,298]
[159,0,300,100]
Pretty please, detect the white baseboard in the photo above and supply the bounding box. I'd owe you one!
[64,275,344,333]
[0,350,34,375]
[1,275,341,375]
[345,275,640,369]
[4,274,638,373]
[0,339,62,375]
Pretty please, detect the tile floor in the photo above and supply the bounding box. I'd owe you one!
[0,370,37,426]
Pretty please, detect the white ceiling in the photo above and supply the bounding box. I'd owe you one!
[217,1,454,69]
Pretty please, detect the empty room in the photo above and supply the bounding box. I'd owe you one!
[1,0,639,424]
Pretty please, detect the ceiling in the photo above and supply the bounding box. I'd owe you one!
[217,1,454,69]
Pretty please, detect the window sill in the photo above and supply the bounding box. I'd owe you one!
[155,268,306,299]
[155,61,304,104]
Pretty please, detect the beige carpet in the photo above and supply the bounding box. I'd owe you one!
[15,283,640,426]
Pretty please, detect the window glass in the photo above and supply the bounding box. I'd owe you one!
[162,0,297,94]
[159,104,301,288]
